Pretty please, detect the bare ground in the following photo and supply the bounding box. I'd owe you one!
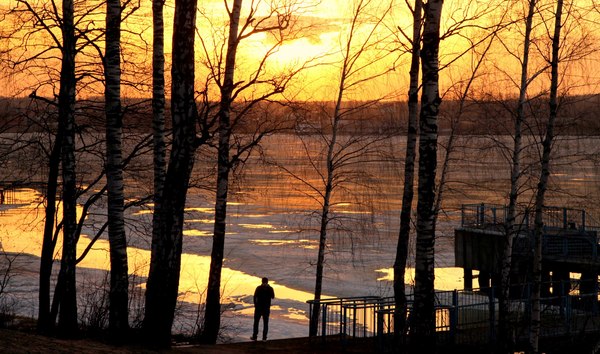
[0,328,375,354]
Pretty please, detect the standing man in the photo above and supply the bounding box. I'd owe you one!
[251,277,275,341]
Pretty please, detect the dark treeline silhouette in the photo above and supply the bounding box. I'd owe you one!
[2,95,600,135]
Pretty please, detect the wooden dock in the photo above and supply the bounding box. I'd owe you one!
[455,203,600,293]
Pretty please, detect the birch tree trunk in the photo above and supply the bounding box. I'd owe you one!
[412,0,443,350]
[56,0,78,336]
[105,0,129,336]
[530,1,562,352]
[144,0,197,347]
[394,0,422,341]
[306,0,392,336]
[151,0,167,285]
[38,128,62,333]
[201,0,242,344]
[309,60,343,337]
[148,0,168,342]
[499,2,536,352]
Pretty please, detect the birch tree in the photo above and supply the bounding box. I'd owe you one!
[258,0,395,337]
[309,0,390,335]
[151,0,167,299]
[393,0,422,340]
[199,0,317,343]
[199,1,243,342]
[146,0,168,338]
[1,0,144,335]
[411,0,443,349]
[105,0,129,336]
[38,88,64,334]
[498,1,537,351]
[392,1,504,343]
[530,1,563,352]
[143,0,198,347]
[0,0,76,333]
[55,0,79,336]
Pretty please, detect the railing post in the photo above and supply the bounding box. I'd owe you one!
[353,303,357,338]
[563,208,568,229]
[340,301,345,337]
[363,302,367,337]
[308,301,313,338]
[582,210,586,231]
[559,280,565,318]
[566,294,572,334]
[479,203,485,225]
[461,205,465,227]
[377,309,383,353]
[342,303,347,347]
[450,290,458,344]
[375,308,384,337]
[489,286,496,343]
[322,303,327,340]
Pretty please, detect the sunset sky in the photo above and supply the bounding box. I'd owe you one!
[1,0,599,101]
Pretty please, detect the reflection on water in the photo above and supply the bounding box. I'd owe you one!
[187,218,214,224]
[184,207,214,213]
[0,189,319,323]
[376,267,466,291]
[335,210,372,215]
[132,210,153,215]
[3,133,600,337]
[183,230,212,237]
[284,307,308,321]
[250,239,318,249]
[231,214,270,218]
[239,223,274,229]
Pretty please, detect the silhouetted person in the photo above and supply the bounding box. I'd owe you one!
[251,277,275,341]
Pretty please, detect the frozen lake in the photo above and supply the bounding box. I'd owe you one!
[1,134,599,341]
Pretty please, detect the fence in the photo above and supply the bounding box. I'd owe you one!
[307,296,386,342]
[308,282,600,352]
[543,232,598,260]
[0,188,15,205]
[460,203,600,232]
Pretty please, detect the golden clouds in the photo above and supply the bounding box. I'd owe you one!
[2,0,600,100]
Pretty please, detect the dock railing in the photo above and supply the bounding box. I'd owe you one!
[308,281,600,352]
[460,203,600,262]
[460,203,599,232]
[307,296,384,342]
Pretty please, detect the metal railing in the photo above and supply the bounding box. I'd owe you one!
[460,203,599,232]
[308,282,600,351]
[543,233,598,259]
[461,203,507,228]
[307,296,384,341]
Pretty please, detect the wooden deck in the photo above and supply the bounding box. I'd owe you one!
[456,204,600,290]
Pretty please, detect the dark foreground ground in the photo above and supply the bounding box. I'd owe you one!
[3,325,600,353]
[0,328,377,354]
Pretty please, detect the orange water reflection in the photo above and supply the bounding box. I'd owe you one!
[182,230,212,237]
[239,223,274,229]
[250,239,318,249]
[0,190,319,313]
[376,267,466,291]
